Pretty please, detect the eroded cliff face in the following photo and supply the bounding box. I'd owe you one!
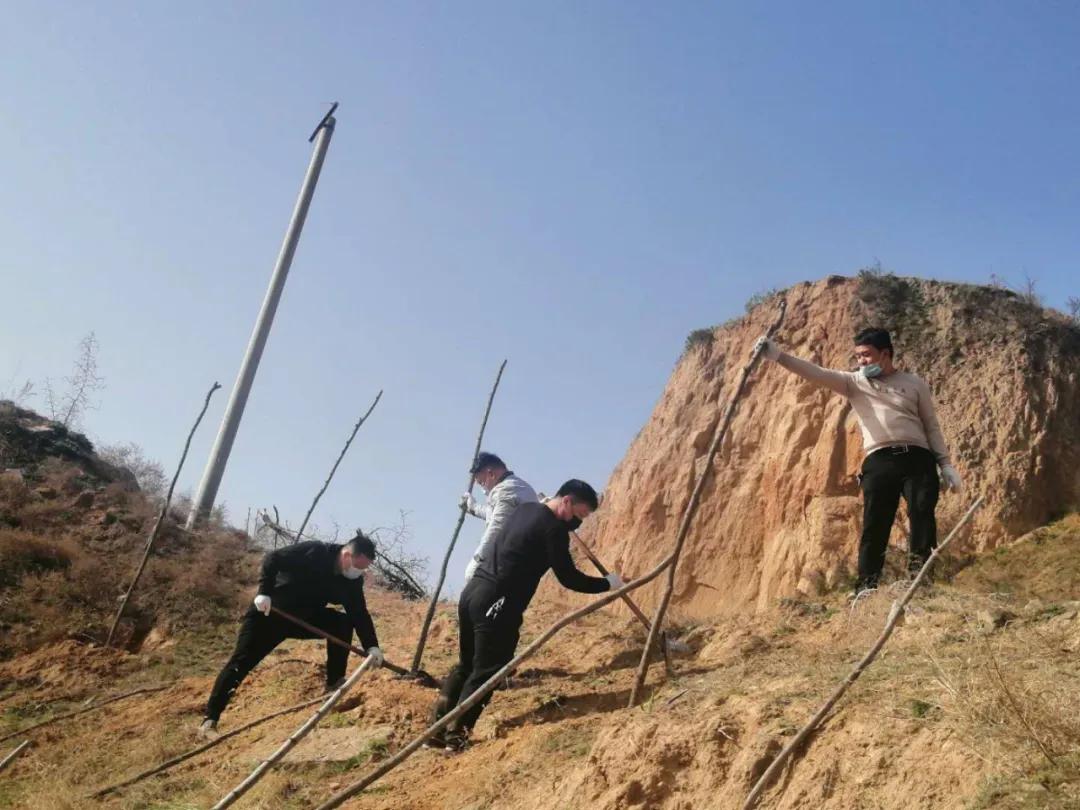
[562,275,1080,618]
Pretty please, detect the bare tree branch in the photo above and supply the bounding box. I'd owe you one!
[629,299,786,707]
[105,382,221,647]
[412,359,507,674]
[294,390,383,543]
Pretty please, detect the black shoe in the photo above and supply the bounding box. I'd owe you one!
[324,677,346,694]
[443,727,470,754]
[423,728,448,750]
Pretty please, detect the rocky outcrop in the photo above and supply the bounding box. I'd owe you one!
[0,400,137,489]
[562,275,1080,618]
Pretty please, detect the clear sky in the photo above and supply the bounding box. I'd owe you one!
[2,2,1078,594]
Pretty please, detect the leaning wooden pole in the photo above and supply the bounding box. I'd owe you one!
[293,389,383,542]
[0,685,168,745]
[0,740,30,775]
[411,359,507,674]
[742,497,984,810]
[211,655,377,810]
[89,695,325,798]
[106,382,221,646]
[629,300,786,707]
[571,529,672,674]
[314,552,678,810]
[270,605,438,686]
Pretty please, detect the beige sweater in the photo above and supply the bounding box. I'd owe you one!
[777,353,951,465]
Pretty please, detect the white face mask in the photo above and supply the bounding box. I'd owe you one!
[342,565,363,580]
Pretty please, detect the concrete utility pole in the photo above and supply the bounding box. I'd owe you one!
[186,104,339,529]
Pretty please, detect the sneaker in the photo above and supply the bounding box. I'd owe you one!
[443,728,471,754]
[422,729,448,750]
[197,718,219,740]
[324,677,346,694]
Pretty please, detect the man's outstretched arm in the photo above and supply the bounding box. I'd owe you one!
[755,337,852,396]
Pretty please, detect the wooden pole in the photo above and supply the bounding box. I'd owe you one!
[294,390,383,542]
[270,605,437,686]
[629,300,786,707]
[314,551,679,809]
[210,655,377,809]
[742,497,984,810]
[89,695,325,798]
[0,740,30,775]
[106,382,221,646]
[571,529,672,673]
[0,685,167,745]
[411,360,507,674]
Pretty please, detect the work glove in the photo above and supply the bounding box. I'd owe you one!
[753,336,781,361]
[605,572,625,591]
[366,646,384,668]
[940,465,963,493]
[253,594,272,616]
[459,493,477,513]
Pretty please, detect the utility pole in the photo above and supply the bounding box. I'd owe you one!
[186,104,339,529]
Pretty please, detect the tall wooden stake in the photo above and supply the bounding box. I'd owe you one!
[411,360,507,674]
[105,382,221,646]
[293,389,383,542]
[742,497,983,809]
[629,300,786,707]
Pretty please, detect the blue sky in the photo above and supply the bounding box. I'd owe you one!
[2,2,1078,594]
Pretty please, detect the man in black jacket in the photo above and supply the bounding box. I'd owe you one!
[199,533,383,736]
[428,479,625,750]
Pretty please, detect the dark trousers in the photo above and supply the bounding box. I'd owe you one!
[858,445,940,588]
[431,578,522,733]
[205,606,352,721]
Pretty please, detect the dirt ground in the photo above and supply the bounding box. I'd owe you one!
[2,519,1079,810]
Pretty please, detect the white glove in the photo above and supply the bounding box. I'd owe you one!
[753,337,781,361]
[366,646,384,668]
[253,594,271,616]
[605,572,625,590]
[459,493,476,513]
[940,465,963,493]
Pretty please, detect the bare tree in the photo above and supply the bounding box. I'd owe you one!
[368,511,428,601]
[1068,296,1080,325]
[98,442,168,499]
[0,377,34,406]
[45,332,105,429]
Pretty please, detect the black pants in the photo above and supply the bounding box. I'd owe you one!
[858,445,940,588]
[205,606,352,721]
[431,578,522,734]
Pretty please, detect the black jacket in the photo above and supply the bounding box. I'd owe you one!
[473,501,609,613]
[258,541,379,649]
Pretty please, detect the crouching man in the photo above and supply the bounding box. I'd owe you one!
[428,479,625,751]
[200,533,383,736]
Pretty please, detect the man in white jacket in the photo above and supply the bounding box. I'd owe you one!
[461,452,538,581]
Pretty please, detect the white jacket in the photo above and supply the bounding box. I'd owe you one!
[463,472,538,581]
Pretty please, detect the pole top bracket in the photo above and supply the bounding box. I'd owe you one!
[308,102,339,142]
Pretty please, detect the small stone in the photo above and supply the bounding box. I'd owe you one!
[977,608,1015,631]
[72,491,95,509]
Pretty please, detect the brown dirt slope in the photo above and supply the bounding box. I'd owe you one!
[562,274,1080,619]
[0,517,1078,809]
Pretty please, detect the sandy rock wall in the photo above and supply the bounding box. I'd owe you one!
[558,275,1080,618]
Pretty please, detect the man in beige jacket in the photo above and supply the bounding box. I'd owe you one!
[756,327,962,593]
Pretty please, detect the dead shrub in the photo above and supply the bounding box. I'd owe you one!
[0,530,77,587]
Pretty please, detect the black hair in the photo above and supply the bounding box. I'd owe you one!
[853,327,894,358]
[554,479,599,510]
[345,532,377,561]
[470,451,506,475]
